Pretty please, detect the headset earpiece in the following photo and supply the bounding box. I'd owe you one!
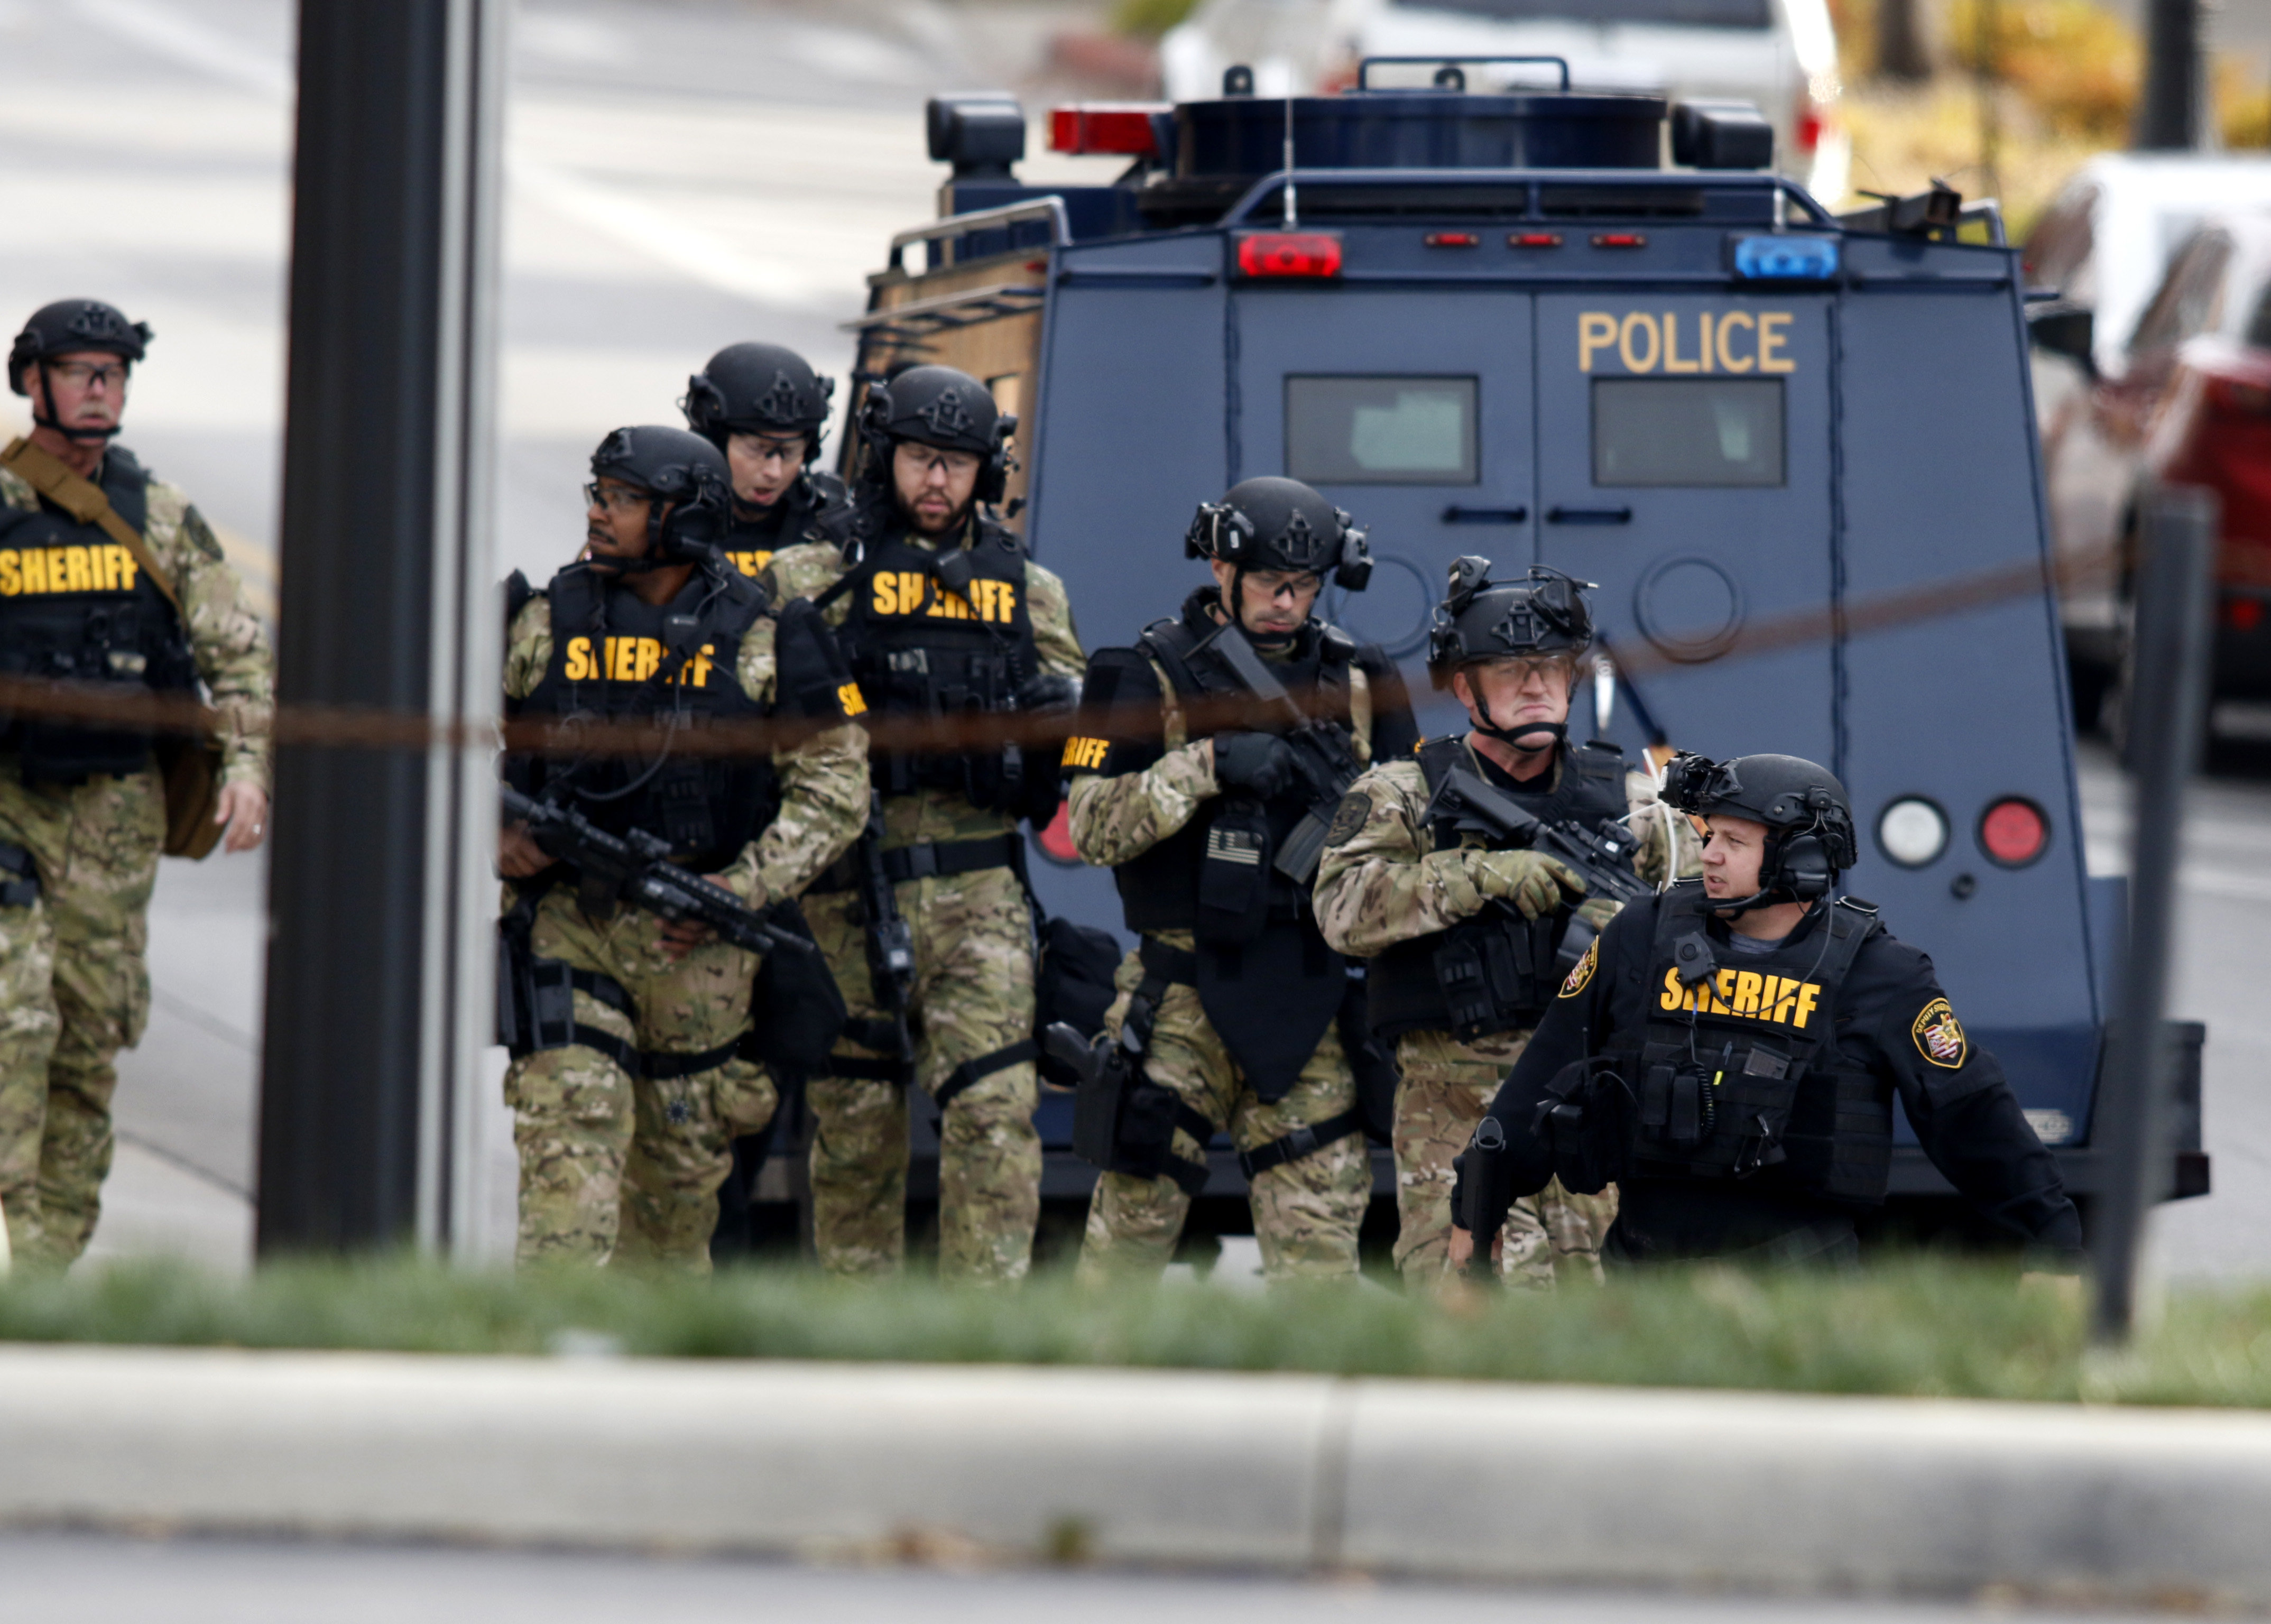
[1778,833,1834,901]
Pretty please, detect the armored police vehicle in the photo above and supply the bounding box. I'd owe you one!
[782,61,2204,1256]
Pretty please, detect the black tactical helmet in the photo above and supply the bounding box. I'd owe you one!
[682,342,834,457]
[9,299,152,394]
[858,364,1016,503]
[589,425,734,565]
[1426,557,1594,686]
[1184,476,1373,591]
[1660,751,1859,903]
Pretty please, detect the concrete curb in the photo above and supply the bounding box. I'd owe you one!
[1,1345,2267,1602]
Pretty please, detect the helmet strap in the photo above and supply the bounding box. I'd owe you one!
[31,359,124,445]
[1469,684,1565,754]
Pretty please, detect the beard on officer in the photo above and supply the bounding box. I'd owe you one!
[759,365,1087,1285]
[1314,558,1693,1290]
[1447,752,2084,1274]
[1058,476,1418,1282]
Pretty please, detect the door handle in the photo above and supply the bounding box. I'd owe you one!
[1546,505,1633,525]
[1441,504,1528,524]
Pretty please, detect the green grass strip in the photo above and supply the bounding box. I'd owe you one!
[1,1256,2267,1408]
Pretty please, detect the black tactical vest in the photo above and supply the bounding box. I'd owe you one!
[719,470,853,583]
[0,447,198,783]
[1615,882,1894,1204]
[1112,597,1359,937]
[830,515,1046,816]
[512,561,778,873]
[1368,735,1630,1042]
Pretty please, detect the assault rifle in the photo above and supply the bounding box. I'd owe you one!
[1425,765,1651,907]
[853,792,918,1063]
[500,785,815,958]
[1202,622,1365,887]
[1461,1114,1512,1284]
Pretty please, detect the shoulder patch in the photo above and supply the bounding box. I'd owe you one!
[1559,935,1599,998]
[181,505,225,560]
[1325,791,1372,848]
[1911,997,1968,1068]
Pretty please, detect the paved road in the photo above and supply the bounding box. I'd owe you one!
[4,0,2263,1281]
[0,1532,2178,1624]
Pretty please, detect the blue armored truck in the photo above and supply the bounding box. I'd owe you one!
[749,63,2204,1261]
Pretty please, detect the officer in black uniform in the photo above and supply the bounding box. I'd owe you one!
[681,342,853,579]
[1451,751,2084,1270]
[764,365,1088,1282]
[1059,476,1418,1281]
[496,425,866,1269]
[1316,560,1682,1288]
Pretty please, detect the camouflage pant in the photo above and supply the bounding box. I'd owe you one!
[802,863,1038,1284]
[503,884,778,1271]
[0,764,162,1270]
[1077,939,1369,1284]
[1392,1027,1618,1290]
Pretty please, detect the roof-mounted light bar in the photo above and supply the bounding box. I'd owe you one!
[1047,103,1173,158]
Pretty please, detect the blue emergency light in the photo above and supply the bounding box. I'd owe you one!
[1732,235,1840,280]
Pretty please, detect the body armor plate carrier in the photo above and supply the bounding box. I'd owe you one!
[1368,735,1628,1042]
[0,447,197,782]
[511,561,779,875]
[1617,883,1893,1204]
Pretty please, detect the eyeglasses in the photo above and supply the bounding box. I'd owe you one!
[735,437,807,467]
[583,482,651,513]
[49,360,128,390]
[896,445,982,478]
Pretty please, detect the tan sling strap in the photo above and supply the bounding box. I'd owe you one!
[0,435,187,617]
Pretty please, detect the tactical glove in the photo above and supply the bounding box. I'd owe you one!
[1573,894,1621,934]
[1213,732,1300,799]
[1014,671,1080,715]
[1470,849,1585,920]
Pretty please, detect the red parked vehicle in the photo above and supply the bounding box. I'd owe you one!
[2034,211,2271,729]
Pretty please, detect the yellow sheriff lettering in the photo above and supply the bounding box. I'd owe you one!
[727,549,772,578]
[0,551,17,595]
[564,635,594,680]
[1061,735,1110,771]
[1663,964,1821,1028]
[837,681,868,716]
[0,545,145,596]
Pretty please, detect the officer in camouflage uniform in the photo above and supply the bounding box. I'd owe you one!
[765,366,1084,1284]
[682,342,855,582]
[1063,478,1417,1282]
[1314,558,1694,1290]
[0,299,272,1269]
[499,426,865,1270]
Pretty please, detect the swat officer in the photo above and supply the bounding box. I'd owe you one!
[0,299,273,1269]
[1060,477,1416,1282]
[764,365,1085,1284]
[498,425,866,1269]
[1315,558,1691,1290]
[1450,752,2083,1270]
[681,341,854,580]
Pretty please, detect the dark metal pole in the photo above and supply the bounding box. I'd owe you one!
[2135,0,2202,149]
[2092,487,2218,1341]
[259,0,503,1255]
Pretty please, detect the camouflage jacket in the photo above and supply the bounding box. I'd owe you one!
[764,509,1084,851]
[1313,737,1697,961]
[0,443,274,791]
[1064,616,1398,871]
[502,588,867,907]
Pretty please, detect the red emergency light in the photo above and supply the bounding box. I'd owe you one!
[1235,232,1344,279]
[1048,104,1170,157]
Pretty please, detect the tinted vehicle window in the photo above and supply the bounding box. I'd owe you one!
[2247,278,2271,351]
[2128,230,2234,354]
[1394,0,1771,28]
[1593,377,1784,486]
[1286,376,1478,484]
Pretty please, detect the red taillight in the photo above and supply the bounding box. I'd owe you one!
[1510,232,1564,248]
[1036,804,1081,865]
[2229,596,2265,632]
[1235,232,1344,279]
[2205,377,2271,418]
[1979,798,2048,866]
[1795,105,1824,154]
[1425,231,1480,248]
[1593,232,1647,248]
[1047,104,1169,157]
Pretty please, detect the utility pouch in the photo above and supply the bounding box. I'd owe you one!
[1635,1036,1801,1176]
[1432,912,1556,1040]
[744,900,848,1074]
[496,919,577,1058]
[1530,1058,1632,1196]
[1195,799,1272,945]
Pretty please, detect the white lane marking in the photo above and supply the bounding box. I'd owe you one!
[2089,848,2271,903]
[69,0,861,312]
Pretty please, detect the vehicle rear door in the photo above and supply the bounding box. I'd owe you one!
[1232,284,1536,704]
[1534,291,1836,760]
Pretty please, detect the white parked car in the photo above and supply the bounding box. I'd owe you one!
[1160,0,1848,202]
